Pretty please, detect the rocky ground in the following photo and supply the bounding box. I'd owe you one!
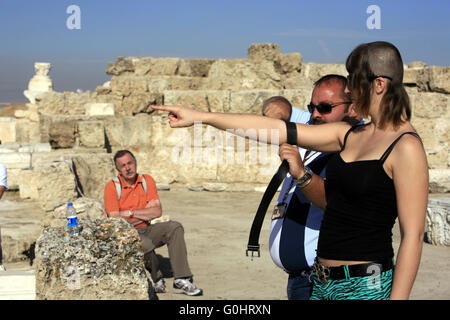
[1,190,449,300]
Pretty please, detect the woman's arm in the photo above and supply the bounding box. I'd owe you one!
[152,105,349,153]
[389,135,428,300]
[278,143,327,210]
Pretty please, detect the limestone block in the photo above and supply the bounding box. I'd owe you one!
[425,197,450,246]
[301,63,347,82]
[149,114,193,148]
[411,92,448,119]
[85,103,115,116]
[103,115,153,148]
[0,152,31,169]
[33,143,53,153]
[203,183,227,192]
[36,91,93,116]
[18,169,39,199]
[282,76,315,90]
[35,218,152,300]
[427,149,449,170]
[78,121,105,148]
[110,76,148,96]
[48,120,77,149]
[435,118,450,148]
[163,90,230,113]
[411,118,436,151]
[0,142,21,153]
[217,142,280,184]
[0,117,16,143]
[230,90,283,114]
[417,66,450,94]
[204,59,282,90]
[248,43,281,61]
[275,53,302,74]
[177,59,216,77]
[282,89,313,110]
[134,148,178,184]
[3,168,22,190]
[403,67,424,85]
[429,169,450,194]
[120,92,162,115]
[408,62,427,68]
[133,57,181,76]
[35,92,65,115]
[106,56,135,76]
[71,153,115,202]
[35,161,77,212]
[65,91,96,115]
[176,153,218,183]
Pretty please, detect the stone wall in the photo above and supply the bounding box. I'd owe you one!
[2,43,449,205]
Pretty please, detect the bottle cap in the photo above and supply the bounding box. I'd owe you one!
[68,203,73,206]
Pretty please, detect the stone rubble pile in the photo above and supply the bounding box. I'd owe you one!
[34,218,153,300]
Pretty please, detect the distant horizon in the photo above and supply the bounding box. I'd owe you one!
[1,0,449,102]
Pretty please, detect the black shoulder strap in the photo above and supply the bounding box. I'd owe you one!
[246,121,297,258]
[379,132,421,164]
[341,124,364,151]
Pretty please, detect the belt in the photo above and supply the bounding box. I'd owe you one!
[288,268,312,278]
[313,258,394,284]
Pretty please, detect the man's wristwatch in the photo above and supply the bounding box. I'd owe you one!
[293,166,313,188]
[129,209,135,218]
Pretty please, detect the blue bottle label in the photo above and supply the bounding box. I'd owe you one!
[67,217,78,227]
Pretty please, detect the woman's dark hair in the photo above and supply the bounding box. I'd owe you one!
[345,41,411,129]
[114,150,136,168]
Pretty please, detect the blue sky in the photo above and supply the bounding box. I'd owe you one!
[1,0,449,102]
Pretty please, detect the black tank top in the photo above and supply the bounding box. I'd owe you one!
[317,124,421,261]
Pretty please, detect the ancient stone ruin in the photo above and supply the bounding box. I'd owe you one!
[0,43,448,271]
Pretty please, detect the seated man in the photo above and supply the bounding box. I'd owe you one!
[104,150,202,296]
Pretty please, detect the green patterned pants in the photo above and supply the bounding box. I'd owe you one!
[310,267,394,300]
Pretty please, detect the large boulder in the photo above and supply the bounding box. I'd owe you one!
[71,153,116,202]
[417,66,450,94]
[42,197,107,229]
[425,197,450,246]
[35,160,77,212]
[247,43,281,62]
[34,218,153,300]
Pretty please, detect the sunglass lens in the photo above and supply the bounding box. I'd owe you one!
[317,103,332,113]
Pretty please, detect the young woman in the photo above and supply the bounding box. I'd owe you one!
[152,41,428,300]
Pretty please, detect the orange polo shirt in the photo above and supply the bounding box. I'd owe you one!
[104,173,159,227]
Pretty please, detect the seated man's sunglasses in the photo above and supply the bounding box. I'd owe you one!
[307,101,352,114]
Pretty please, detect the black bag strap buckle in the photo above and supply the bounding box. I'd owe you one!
[246,245,260,259]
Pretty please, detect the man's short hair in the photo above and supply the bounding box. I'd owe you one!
[113,150,136,168]
[313,74,349,100]
[261,96,292,114]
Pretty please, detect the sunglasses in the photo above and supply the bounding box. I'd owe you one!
[307,101,352,114]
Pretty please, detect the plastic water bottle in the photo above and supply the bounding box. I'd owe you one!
[66,202,79,237]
